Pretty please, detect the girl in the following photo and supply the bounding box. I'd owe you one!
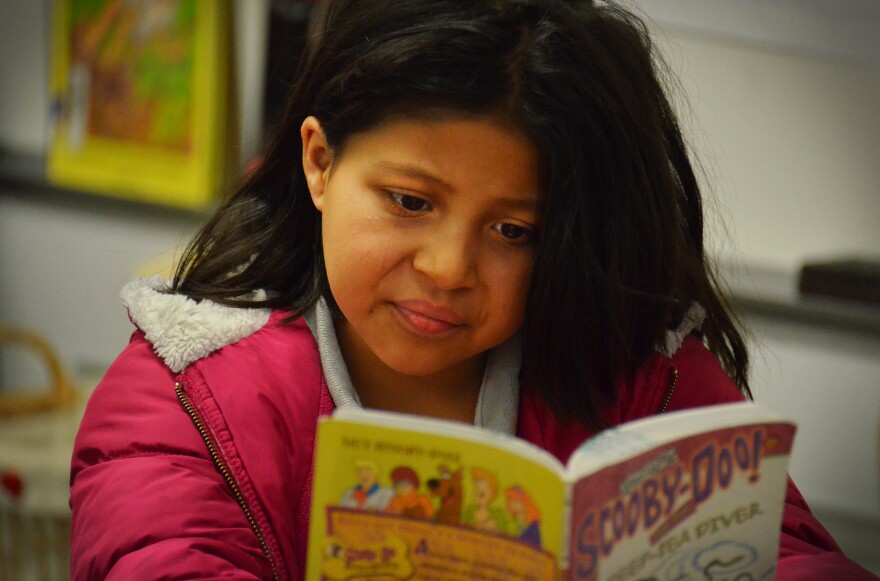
[70,0,875,579]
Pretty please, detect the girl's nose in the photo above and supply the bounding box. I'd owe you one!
[412,231,478,290]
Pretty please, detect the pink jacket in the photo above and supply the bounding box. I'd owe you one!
[70,310,875,580]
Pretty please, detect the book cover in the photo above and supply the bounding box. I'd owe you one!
[46,0,234,209]
[307,411,565,580]
[306,404,795,581]
[567,414,795,581]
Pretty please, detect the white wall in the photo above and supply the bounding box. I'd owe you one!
[0,1,50,155]
[0,192,200,376]
[636,0,880,271]
[637,0,880,67]
[660,33,880,271]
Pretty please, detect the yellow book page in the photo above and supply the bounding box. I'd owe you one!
[307,412,567,580]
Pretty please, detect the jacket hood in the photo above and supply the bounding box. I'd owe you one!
[120,276,272,373]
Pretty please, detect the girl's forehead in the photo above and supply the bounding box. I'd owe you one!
[342,110,533,156]
[338,114,545,198]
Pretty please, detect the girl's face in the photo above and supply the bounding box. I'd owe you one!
[302,114,542,383]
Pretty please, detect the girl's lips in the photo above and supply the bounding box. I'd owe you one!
[392,301,464,336]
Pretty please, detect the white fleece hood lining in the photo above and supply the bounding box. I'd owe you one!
[660,303,706,358]
[120,276,272,373]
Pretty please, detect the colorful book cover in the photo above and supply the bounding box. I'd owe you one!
[567,419,795,581]
[306,404,795,581]
[47,0,234,209]
[307,411,566,580]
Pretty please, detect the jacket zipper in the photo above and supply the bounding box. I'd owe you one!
[175,382,280,581]
[658,366,678,414]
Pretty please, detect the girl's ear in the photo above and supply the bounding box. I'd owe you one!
[301,116,333,212]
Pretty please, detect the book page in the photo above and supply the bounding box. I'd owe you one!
[306,411,567,580]
[566,420,796,581]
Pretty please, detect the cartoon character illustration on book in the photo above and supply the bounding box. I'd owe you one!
[504,485,542,547]
[462,467,514,534]
[338,460,393,511]
[384,466,435,520]
[426,464,463,526]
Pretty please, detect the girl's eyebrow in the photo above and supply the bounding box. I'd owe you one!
[497,196,538,212]
[374,161,539,210]
[374,161,452,191]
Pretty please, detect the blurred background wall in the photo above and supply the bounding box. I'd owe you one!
[0,0,878,574]
[644,0,880,269]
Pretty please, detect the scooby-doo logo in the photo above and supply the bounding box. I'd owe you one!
[320,535,413,579]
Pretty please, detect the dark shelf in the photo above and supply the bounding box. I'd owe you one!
[719,262,880,336]
[0,149,213,223]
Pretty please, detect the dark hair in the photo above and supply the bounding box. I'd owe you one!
[173,0,750,429]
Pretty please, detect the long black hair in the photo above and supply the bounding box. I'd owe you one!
[173,0,750,429]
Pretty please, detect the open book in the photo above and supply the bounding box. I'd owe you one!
[306,403,796,581]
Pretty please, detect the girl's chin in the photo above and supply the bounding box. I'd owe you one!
[375,347,488,382]
[377,356,463,378]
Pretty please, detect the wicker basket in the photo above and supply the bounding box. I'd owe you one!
[0,324,85,580]
[0,508,70,581]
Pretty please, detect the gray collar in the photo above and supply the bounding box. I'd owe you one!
[304,297,521,435]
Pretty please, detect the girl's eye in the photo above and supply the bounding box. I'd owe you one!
[384,192,432,213]
[494,223,535,243]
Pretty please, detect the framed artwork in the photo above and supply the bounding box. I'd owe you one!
[47,0,235,209]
